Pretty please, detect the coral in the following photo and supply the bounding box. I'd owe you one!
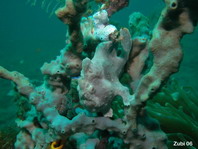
[0,66,33,96]
[101,0,129,16]
[78,28,132,113]
[127,12,151,91]
[81,10,117,42]
[92,10,117,41]
[15,131,35,149]
[131,0,198,127]
[55,0,88,25]
[128,12,151,38]
[1,0,198,148]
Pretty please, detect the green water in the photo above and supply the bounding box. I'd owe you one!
[0,0,198,148]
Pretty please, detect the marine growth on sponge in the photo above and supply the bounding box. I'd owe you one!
[0,0,198,148]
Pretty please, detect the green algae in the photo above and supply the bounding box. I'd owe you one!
[147,79,198,148]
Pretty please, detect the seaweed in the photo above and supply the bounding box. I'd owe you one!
[147,79,198,148]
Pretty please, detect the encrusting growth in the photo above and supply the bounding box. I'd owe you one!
[78,28,132,113]
[133,0,198,107]
[0,0,198,148]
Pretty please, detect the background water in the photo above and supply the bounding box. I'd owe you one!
[0,0,197,134]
